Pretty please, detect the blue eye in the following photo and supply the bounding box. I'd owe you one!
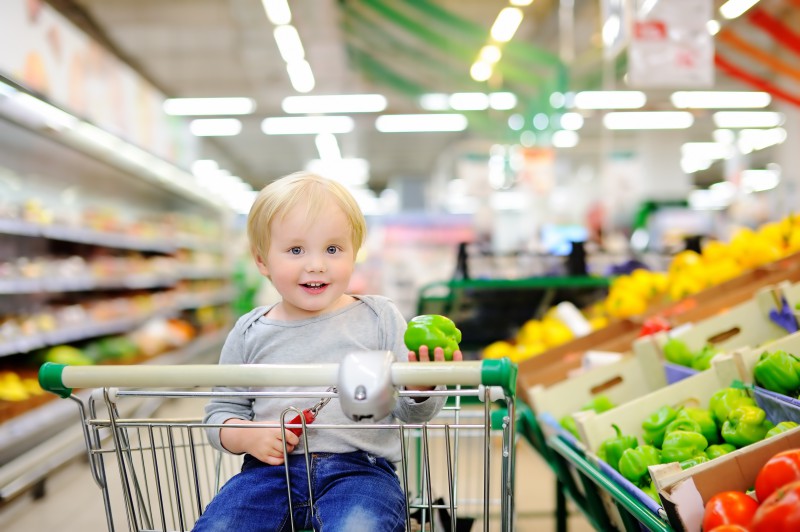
[327,245,338,254]
[289,247,302,255]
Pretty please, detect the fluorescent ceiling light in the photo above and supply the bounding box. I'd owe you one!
[286,60,315,93]
[163,97,255,116]
[470,61,493,82]
[273,25,305,63]
[681,142,732,160]
[490,7,523,42]
[261,116,354,135]
[488,92,517,110]
[741,169,779,192]
[315,133,341,161]
[603,111,694,130]
[261,0,291,25]
[282,94,386,114]
[306,158,369,186]
[552,130,579,148]
[671,91,771,109]
[479,45,502,64]
[707,20,721,35]
[719,0,761,20]
[375,114,468,133]
[449,92,489,111]
[713,111,784,128]
[738,127,787,153]
[419,93,450,111]
[560,112,584,130]
[574,91,646,109]
[190,118,242,136]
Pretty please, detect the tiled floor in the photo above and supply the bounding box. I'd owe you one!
[1,397,596,532]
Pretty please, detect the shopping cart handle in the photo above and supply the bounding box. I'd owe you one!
[38,358,517,399]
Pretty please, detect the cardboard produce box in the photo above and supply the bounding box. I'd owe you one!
[651,425,800,532]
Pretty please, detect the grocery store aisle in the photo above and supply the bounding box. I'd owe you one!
[0,397,595,532]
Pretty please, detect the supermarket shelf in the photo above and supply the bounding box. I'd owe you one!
[0,329,226,504]
[0,271,231,295]
[0,218,176,253]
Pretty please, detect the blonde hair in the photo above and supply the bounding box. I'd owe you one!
[247,171,367,261]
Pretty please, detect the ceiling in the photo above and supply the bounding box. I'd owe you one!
[46,0,800,194]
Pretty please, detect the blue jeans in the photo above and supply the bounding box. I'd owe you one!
[192,451,407,532]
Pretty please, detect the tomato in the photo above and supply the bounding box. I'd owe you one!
[638,316,671,337]
[751,480,800,532]
[755,449,800,502]
[702,491,759,531]
[708,525,751,532]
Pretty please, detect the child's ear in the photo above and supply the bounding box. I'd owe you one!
[253,251,270,277]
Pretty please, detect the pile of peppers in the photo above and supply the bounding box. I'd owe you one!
[592,386,799,504]
[753,349,800,396]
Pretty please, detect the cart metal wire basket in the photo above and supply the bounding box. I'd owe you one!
[38,356,518,532]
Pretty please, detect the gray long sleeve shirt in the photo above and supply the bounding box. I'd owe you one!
[204,295,445,463]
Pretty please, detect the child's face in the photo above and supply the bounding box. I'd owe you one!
[257,197,356,319]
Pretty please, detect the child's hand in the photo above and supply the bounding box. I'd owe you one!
[220,419,300,465]
[406,345,463,392]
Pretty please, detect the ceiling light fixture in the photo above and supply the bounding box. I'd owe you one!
[282,94,387,114]
[315,133,341,161]
[261,0,291,25]
[603,111,694,130]
[449,92,489,111]
[488,92,517,110]
[671,91,771,109]
[552,130,579,148]
[713,111,784,128]
[490,8,524,42]
[285,60,315,93]
[261,116,354,135]
[189,118,242,136]
[419,93,450,111]
[375,114,468,133]
[574,91,646,109]
[163,97,255,116]
[273,25,305,63]
[719,0,761,20]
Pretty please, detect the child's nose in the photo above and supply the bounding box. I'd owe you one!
[305,254,327,272]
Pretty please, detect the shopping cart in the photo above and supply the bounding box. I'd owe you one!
[38,353,518,532]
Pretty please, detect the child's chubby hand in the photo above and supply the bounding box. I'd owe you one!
[406,345,463,392]
[220,419,300,466]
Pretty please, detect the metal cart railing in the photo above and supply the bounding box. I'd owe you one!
[38,356,518,532]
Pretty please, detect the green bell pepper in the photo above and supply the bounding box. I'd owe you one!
[619,445,661,486]
[753,350,800,395]
[708,387,757,426]
[765,421,799,439]
[663,338,694,367]
[642,405,679,448]
[585,395,615,414]
[721,405,775,447]
[690,345,720,371]
[597,424,638,472]
[679,455,709,470]
[404,315,462,361]
[660,430,709,463]
[676,407,720,445]
[705,443,736,459]
[641,481,661,504]
[664,417,702,436]
[559,414,580,439]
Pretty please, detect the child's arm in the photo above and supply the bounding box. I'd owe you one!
[219,419,300,466]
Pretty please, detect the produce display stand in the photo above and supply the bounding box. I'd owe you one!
[416,276,611,350]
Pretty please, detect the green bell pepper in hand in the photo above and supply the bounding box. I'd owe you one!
[721,405,775,447]
[705,443,736,459]
[642,405,679,448]
[753,350,800,395]
[765,421,799,439]
[660,430,708,463]
[708,387,757,426]
[597,424,638,472]
[676,407,720,445]
[404,315,462,361]
[619,445,661,486]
